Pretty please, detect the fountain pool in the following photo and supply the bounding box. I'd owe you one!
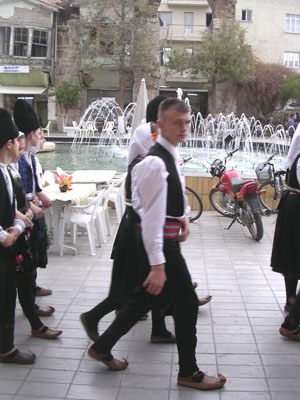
[38,142,287,177]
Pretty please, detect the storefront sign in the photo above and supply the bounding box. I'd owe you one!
[0,65,30,73]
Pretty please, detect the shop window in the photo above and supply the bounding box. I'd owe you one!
[14,28,28,56]
[32,30,48,57]
[0,27,11,55]
[286,14,300,33]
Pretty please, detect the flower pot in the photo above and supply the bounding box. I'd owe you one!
[59,185,69,192]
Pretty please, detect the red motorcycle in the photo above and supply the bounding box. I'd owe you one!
[206,147,265,241]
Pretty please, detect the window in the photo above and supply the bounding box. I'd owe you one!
[160,47,171,66]
[284,52,300,68]
[241,10,252,22]
[159,12,172,27]
[0,27,11,55]
[14,28,28,56]
[184,12,194,36]
[32,30,48,57]
[185,48,193,56]
[206,13,212,27]
[286,14,300,33]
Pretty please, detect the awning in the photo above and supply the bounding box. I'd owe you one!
[0,70,49,90]
[160,87,208,93]
[0,86,46,94]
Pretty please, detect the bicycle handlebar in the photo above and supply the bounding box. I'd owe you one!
[265,152,277,164]
[180,156,192,166]
[230,148,239,156]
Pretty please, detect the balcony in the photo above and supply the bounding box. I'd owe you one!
[160,24,206,41]
[167,0,208,6]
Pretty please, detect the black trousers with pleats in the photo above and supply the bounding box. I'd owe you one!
[92,234,199,378]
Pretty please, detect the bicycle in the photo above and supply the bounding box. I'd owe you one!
[181,157,203,222]
[255,153,286,213]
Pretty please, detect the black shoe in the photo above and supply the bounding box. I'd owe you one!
[0,349,36,364]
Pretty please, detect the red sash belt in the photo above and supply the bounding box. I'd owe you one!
[136,220,182,239]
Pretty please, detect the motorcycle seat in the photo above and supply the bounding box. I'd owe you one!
[230,177,253,193]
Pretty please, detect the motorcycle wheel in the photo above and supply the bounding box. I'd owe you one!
[209,189,235,217]
[242,201,264,241]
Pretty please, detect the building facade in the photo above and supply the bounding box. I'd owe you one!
[0,0,60,126]
[158,0,300,115]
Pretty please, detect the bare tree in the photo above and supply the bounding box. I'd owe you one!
[240,60,292,116]
[80,0,160,107]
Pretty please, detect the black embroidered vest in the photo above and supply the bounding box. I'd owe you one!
[286,153,300,190]
[147,142,184,217]
[0,170,15,257]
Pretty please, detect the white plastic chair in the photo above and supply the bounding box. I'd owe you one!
[97,182,120,238]
[64,189,106,256]
[42,121,51,137]
[108,173,127,223]
[56,167,68,177]
[44,170,56,185]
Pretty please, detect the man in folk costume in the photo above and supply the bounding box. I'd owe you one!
[13,99,54,314]
[87,98,226,390]
[272,123,300,316]
[0,108,36,364]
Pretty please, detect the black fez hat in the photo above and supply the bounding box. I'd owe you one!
[0,108,19,147]
[13,99,40,135]
[146,95,166,123]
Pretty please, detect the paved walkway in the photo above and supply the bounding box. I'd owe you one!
[1,211,299,400]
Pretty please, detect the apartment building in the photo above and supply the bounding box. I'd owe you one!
[159,0,211,115]
[0,0,61,124]
[158,0,300,115]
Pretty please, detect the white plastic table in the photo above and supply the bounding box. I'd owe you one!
[44,183,97,255]
[71,170,116,186]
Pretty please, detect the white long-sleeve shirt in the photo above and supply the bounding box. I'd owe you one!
[131,136,189,266]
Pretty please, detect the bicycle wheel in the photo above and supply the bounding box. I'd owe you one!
[185,186,203,222]
[209,189,235,217]
[242,201,264,241]
[258,182,280,213]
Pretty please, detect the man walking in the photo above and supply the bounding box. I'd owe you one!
[88,98,226,390]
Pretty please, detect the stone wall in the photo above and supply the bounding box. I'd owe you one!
[211,81,238,115]
[133,14,161,102]
[55,1,83,129]
[207,0,237,19]
[206,0,237,115]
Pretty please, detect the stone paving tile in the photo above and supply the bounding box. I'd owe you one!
[1,212,300,399]
[17,381,69,398]
[67,384,119,399]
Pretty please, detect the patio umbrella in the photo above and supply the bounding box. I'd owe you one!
[131,78,149,135]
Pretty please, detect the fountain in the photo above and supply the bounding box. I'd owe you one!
[71,99,136,153]
[47,95,291,176]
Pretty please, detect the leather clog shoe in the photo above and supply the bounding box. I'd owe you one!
[35,287,52,296]
[279,326,300,341]
[37,306,55,317]
[199,295,212,307]
[0,349,36,364]
[178,371,226,390]
[80,313,99,342]
[151,333,176,343]
[88,347,128,370]
[32,326,62,339]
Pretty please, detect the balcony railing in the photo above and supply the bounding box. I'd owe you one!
[167,0,208,6]
[160,24,206,41]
